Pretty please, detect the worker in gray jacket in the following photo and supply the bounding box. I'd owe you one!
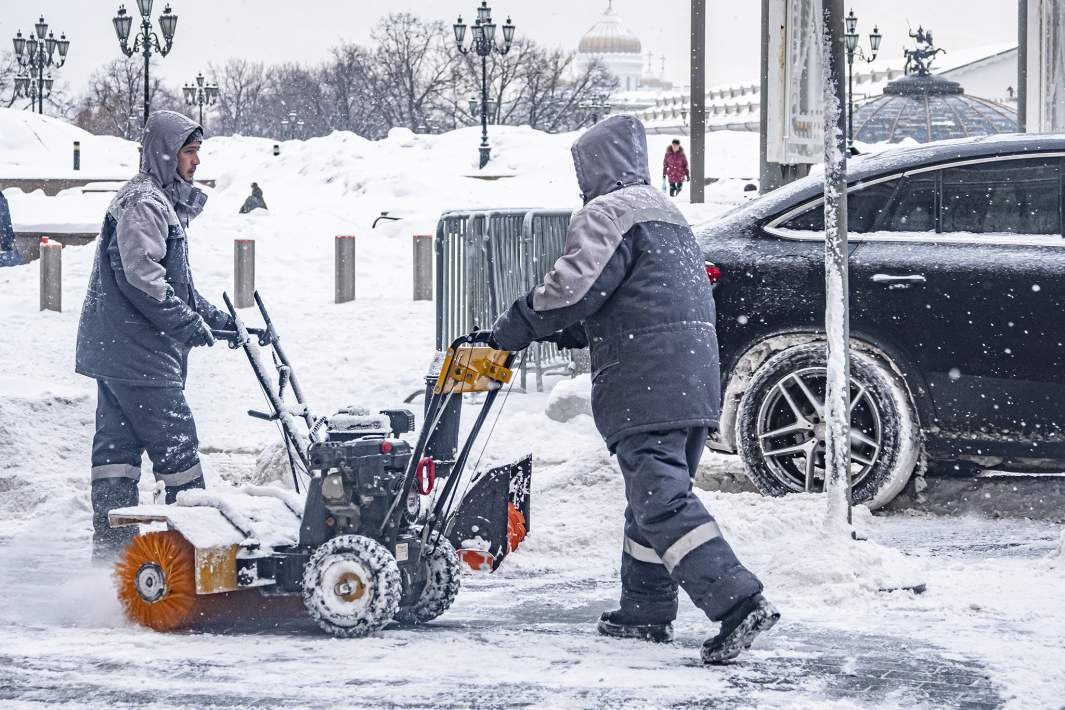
[489,115,778,664]
[75,110,231,562]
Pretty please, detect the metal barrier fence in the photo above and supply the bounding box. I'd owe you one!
[435,208,574,391]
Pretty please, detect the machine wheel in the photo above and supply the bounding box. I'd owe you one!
[302,534,402,637]
[735,343,920,510]
[394,535,461,625]
[114,530,199,631]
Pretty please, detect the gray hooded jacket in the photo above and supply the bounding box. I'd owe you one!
[76,111,229,387]
[492,115,721,447]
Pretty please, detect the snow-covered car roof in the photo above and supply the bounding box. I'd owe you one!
[728,133,1065,225]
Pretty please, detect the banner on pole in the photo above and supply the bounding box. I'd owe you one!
[766,0,824,164]
[1026,0,1065,132]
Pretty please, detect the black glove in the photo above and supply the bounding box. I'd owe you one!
[469,330,502,350]
[540,324,589,351]
[186,318,215,348]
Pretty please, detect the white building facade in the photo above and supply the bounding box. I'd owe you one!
[576,1,644,92]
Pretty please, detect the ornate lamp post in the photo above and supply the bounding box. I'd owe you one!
[281,111,305,140]
[112,1,178,127]
[183,72,219,129]
[579,95,611,127]
[843,9,881,149]
[11,18,71,114]
[454,2,515,168]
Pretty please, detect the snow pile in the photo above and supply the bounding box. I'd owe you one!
[544,373,592,422]
[0,107,139,179]
[708,492,926,597]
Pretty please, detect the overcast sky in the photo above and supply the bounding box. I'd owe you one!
[1,1,1019,97]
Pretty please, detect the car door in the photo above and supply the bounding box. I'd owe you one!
[850,155,1065,446]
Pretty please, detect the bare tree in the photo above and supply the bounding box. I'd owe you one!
[365,13,458,134]
[448,40,618,134]
[72,57,178,139]
[320,42,386,137]
[514,50,618,132]
[209,58,269,137]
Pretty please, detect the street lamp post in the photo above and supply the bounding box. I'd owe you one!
[112,1,178,127]
[280,111,305,140]
[843,9,881,150]
[579,95,611,127]
[454,2,516,168]
[183,72,219,129]
[11,18,71,114]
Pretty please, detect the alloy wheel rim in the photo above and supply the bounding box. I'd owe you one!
[755,366,882,494]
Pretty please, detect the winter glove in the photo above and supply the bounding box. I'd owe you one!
[469,329,503,350]
[186,318,215,348]
[540,323,589,351]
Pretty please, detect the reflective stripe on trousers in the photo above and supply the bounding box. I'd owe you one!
[625,521,723,572]
[90,462,141,482]
[154,462,204,488]
[616,428,763,621]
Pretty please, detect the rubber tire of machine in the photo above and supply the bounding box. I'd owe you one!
[302,534,402,638]
[735,343,920,510]
[394,534,461,625]
[114,530,199,631]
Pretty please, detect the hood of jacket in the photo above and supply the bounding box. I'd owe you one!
[140,110,207,219]
[571,115,650,204]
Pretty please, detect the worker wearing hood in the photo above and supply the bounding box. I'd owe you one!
[76,110,231,562]
[490,115,778,664]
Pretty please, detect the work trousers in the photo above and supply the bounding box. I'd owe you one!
[90,380,205,551]
[615,428,763,622]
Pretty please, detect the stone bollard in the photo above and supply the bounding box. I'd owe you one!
[335,235,356,304]
[73,141,81,171]
[39,237,62,312]
[412,234,432,301]
[234,239,255,308]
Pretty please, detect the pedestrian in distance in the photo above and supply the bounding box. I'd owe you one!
[487,115,778,665]
[663,138,690,197]
[75,110,233,563]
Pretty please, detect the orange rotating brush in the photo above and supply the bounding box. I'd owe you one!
[114,530,198,631]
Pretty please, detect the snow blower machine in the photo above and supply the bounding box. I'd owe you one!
[108,292,531,637]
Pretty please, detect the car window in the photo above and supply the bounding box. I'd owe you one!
[940,158,1062,235]
[881,177,936,232]
[779,179,901,233]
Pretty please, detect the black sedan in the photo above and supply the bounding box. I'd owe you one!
[699,134,1065,508]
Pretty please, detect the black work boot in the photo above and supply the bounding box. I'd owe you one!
[164,475,205,504]
[597,609,674,643]
[701,594,780,665]
[91,478,139,564]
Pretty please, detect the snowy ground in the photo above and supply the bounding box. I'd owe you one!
[1,115,1063,709]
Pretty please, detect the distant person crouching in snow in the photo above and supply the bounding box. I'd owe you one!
[75,110,233,562]
[663,138,690,197]
[239,182,268,214]
[487,115,778,664]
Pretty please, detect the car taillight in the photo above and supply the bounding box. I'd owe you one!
[705,262,721,284]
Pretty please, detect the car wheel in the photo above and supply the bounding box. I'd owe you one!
[735,343,920,510]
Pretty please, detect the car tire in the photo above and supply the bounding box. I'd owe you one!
[735,343,920,510]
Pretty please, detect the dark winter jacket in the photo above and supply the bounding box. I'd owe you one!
[663,147,689,183]
[75,111,230,387]
[492,115,721,447]
[0,191,14,251]
[0,191,21,267]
